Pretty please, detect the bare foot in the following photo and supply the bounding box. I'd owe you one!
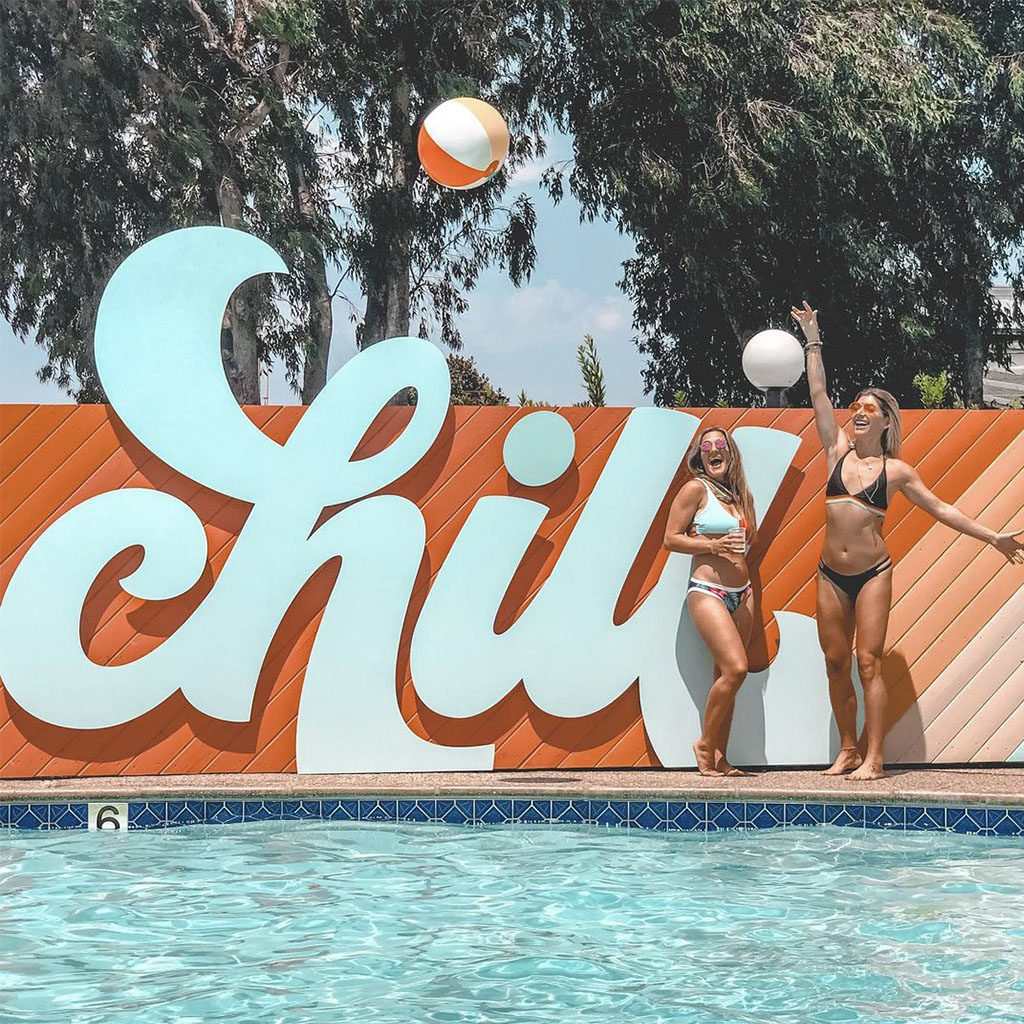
[822,747,863,776]
[693,740,723,776]
[848,760,886,781]
[716,754,752,777]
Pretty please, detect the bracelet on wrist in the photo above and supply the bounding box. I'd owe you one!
[805,340,822,349]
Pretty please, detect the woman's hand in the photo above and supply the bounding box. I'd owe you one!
[710,533,746,557]
[991,528,1024,563]
[790,300,820,344]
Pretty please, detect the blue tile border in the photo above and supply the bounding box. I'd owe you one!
[2,796,1023,836]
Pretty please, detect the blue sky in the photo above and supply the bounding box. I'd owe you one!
[0,135,650,407]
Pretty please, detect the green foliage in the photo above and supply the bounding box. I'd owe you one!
[575,333,606,406]
[1,0,558,402]
[545,0,1024,407]
[670,389,690,407]
[0,0,335,402]
[517,390,551,407]
[5,0,1024,412]
[912,370,949,408]
[447,353,509,405]
[313,0,557,354]
[251,0,319,44]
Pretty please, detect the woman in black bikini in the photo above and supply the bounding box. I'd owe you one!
[792,301,1024,780]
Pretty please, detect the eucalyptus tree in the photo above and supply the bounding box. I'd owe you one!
[2,0,178,400]
[924,0,1024,403]
[307,0,562,369]
[545,0,1022,406]
[1,0,332,404]
[2,0,566,406]
[171,0,340,404]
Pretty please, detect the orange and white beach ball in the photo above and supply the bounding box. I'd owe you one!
[417,98,510,190]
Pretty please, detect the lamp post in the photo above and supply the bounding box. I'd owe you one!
[742,329,805,407]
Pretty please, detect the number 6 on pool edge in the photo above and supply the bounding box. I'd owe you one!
[88,802,128,831]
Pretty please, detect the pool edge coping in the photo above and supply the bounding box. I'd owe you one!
[4,778,1024,807]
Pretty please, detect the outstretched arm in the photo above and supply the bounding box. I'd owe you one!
[895,463,1024,562]
[791,301,843,459]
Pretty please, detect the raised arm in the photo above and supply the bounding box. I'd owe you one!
[791,301,844,460]
[892,462,1024,562]
[664,480,745,556]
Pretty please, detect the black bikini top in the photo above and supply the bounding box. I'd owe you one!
[825,450,887,518]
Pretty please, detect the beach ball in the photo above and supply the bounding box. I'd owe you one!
[418,98,510,190]
[742,329,805,390]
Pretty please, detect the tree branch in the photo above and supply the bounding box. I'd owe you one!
[183,0,253,75]
[226,44,291,145]
[232,0,250,50]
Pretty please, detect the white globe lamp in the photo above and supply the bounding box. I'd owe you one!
[742,329,805,407]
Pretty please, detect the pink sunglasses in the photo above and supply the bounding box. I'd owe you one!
[700,439,729,452]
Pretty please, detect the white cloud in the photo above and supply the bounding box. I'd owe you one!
[507,157,549,184]
[456,278,648,406]
[466,279,629,345]
[593,305,627,332]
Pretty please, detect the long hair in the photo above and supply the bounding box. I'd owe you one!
[856,388,902,457]
[685,428,757,529]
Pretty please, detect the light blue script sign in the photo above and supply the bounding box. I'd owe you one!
[0,227,832,772]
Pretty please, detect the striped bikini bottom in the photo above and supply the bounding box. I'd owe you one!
[685,578,752,614]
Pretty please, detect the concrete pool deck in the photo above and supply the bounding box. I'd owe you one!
[3,767,1023,807]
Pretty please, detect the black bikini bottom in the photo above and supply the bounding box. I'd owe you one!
[818,556,893,604]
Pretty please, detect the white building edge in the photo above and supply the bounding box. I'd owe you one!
[986,284,1024,408]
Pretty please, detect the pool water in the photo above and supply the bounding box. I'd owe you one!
[3,823,1023,1024]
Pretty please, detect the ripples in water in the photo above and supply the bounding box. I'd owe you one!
[2,823,1023,1023]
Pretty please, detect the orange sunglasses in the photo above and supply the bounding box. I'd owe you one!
[849,400,880,414]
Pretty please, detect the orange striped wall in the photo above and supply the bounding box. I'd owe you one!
[1,404,1022,777]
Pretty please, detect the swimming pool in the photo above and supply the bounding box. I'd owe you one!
[4,822,1023,1023]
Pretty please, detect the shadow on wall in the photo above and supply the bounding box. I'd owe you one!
[881,646,923,764]
[820,646,919,765]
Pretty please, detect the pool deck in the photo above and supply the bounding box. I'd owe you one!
[3,767,1023,806]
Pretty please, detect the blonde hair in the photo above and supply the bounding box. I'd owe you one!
[856,388,902,457]
[685,428,757,529]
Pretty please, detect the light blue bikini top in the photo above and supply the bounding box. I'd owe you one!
[693,479,743,535]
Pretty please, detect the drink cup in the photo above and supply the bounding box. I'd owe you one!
[733,518,747,550]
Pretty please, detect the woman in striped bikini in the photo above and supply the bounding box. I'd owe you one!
[792,301,1024,780]
[664,427,757,776]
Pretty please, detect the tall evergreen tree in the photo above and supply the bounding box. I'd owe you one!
[447,353,510,404]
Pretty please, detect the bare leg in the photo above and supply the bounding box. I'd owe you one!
[715,699,740,774]
[816,569,861,775]
[715,592,754,776]
[708,662,745,775]
[687,591,749,777]
[848,567,893,781]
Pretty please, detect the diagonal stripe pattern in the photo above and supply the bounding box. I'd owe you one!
[0,405,1021,777]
